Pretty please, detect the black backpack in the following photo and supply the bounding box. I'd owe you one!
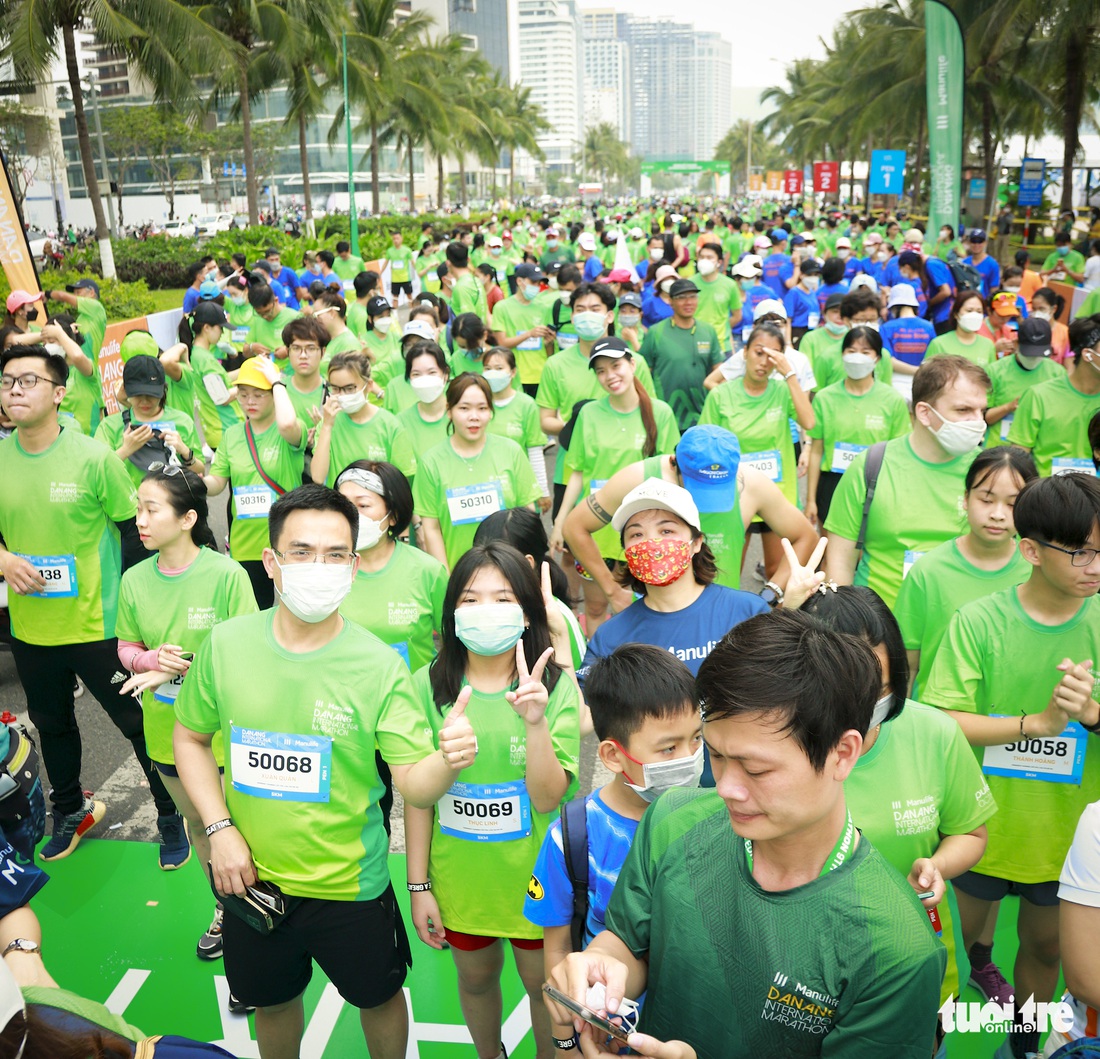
[559,795,589,952]
[947,258,984,294]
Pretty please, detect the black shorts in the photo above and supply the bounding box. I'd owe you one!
[391,281,413,297]
[952,869,1060,907]
[223,884,412,1008]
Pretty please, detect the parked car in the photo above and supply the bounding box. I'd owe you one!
[194,212,234,235]
[25,228,50,266]
[160,219,192,237]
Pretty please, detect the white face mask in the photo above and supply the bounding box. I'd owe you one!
[697,258,717,276]
[1017,353,1044,372]
[876,251,889,263]
[622,743,704,803]
[619,313,641,329]
[336,387,369,414]
[483,369,512,393]
[373,316,393,335]
[957,311,984,333]
[650,247,665,261]
[231,295,247,306]
[857,318,880,332]
[356,513,388,551]
[1032,309,1052,321]
[927,405,986,457]
[803,275,820,291]
[869,692,893,729]
[660,279,674,295]
[410,376,446,404]
[275,560,354,623]
[837,249,850,260]
[842,352,876,380]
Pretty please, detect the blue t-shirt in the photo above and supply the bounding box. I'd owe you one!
[583,255,604,283]
[761,253,793,298]
[740,283,776,330]
[963,254,1001,299]
[579,584,769,683]
[783,285,819,328]
[816,281,849,315]
[880,317,937,366]
[641,284,674,328]
[182,287,200,314]
[523,787,639,945]
[843,258,864,282]
[924,257,955,324]
[274,266,301,309]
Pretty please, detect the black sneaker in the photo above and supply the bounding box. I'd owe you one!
[197,904,224,961]
[157,813,191,871]
[228,993,255,1016]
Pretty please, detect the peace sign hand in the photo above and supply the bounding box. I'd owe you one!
[779,536,829,612]
[506,639,554,726]
[439,685,478,770]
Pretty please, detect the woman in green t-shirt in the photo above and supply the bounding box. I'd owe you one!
[483,346,549,505]
[925,291,997,366]
[699,321,814,581]
[178,300,240,450]
[117,466,258,961]
[414,374,541,569]
[404,542,580,1059]
[396,342,452,468]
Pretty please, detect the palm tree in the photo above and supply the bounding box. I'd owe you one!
[192,0,298,225]
[498,82,549,201]
[280,0,346,232]
[341,0,437,215]
[575,122,630,188]
[3,0,231,274]
[713,119,783,190]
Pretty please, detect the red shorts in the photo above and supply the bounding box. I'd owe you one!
[444,928,543,952]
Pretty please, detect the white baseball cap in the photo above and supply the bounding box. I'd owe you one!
[849,274,879,295]
[731,255,763,278]
[754,298,788,320]
[578,232,597,251]
[611,479,701,535]
[753,236,772,250]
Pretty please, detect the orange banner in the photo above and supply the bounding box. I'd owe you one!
[0,147,41,298]
[765,171,783,192]
[749,174,763,191]
[98,317,150,416]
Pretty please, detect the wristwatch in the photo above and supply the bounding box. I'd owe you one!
[759,581,785,609]
[2,939,39,957]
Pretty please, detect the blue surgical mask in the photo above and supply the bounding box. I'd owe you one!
[454,603,526,656]
[573,311,608,341]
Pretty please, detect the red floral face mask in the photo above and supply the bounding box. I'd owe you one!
[624,538,693,586]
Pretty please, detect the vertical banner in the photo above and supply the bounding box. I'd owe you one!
[766,171,783,192]
[813,162,840,195]
[749,174,763,192]
[925,0,965,238]
[783,170,803,196]
[1017,158,1045,207]
[0,148,42,297]
[869,150,907,195]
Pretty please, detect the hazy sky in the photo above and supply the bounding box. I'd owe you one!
[607,0,874,87]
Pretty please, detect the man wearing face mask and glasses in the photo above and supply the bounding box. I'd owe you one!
[175,483,477,1059]
[824,355,992,610]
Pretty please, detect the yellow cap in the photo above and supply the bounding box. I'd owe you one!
[236,357,274,391]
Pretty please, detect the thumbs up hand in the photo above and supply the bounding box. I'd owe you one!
[440,685,478,771]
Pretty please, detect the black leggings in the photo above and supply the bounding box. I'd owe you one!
[815,471,844,526]
[9,637,174,817]
[240,560,276,609]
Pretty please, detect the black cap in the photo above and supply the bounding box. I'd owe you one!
[192,301,228,327]
[66,277,100,297]
[588,335,632,364]
[514,263,545,282]
[1017,317,1053,357]
[968,228,987,242]
[122,355,166,398]
[824,292,846,311]
[800,258,821,274]
[367,296,392,316]
[669,278,699,298]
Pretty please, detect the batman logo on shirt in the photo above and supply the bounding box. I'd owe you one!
[527,875,544,901]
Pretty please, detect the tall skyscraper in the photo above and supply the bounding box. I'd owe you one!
[692,31,732,160]
[517,0,583,170]
[412,0,514,79]
[583,37,630,142]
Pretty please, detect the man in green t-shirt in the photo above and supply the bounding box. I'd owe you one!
[492,263,555,395]
[244,283,300,370]
[444,242,488,324]
[692,241,742,353]
[174,483,477,1059]
[824,355,991,610]
[923,472,1100,1059]
[0,344,180,863]
[1040,232,1087,286]
[331,240,366,287]
[638,279,724,431]
[48,279,107,432]
[384,231,415,303]
[546,609,945,1058]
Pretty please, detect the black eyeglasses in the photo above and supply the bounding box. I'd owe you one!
[1034,540,1100,567]
[148,462,199,507]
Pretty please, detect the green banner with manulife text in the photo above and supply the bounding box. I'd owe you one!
[925,0,965,239]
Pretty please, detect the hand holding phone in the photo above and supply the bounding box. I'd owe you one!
[543,984,632,1045]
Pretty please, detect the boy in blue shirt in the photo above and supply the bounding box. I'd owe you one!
[524,643,703,1046]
